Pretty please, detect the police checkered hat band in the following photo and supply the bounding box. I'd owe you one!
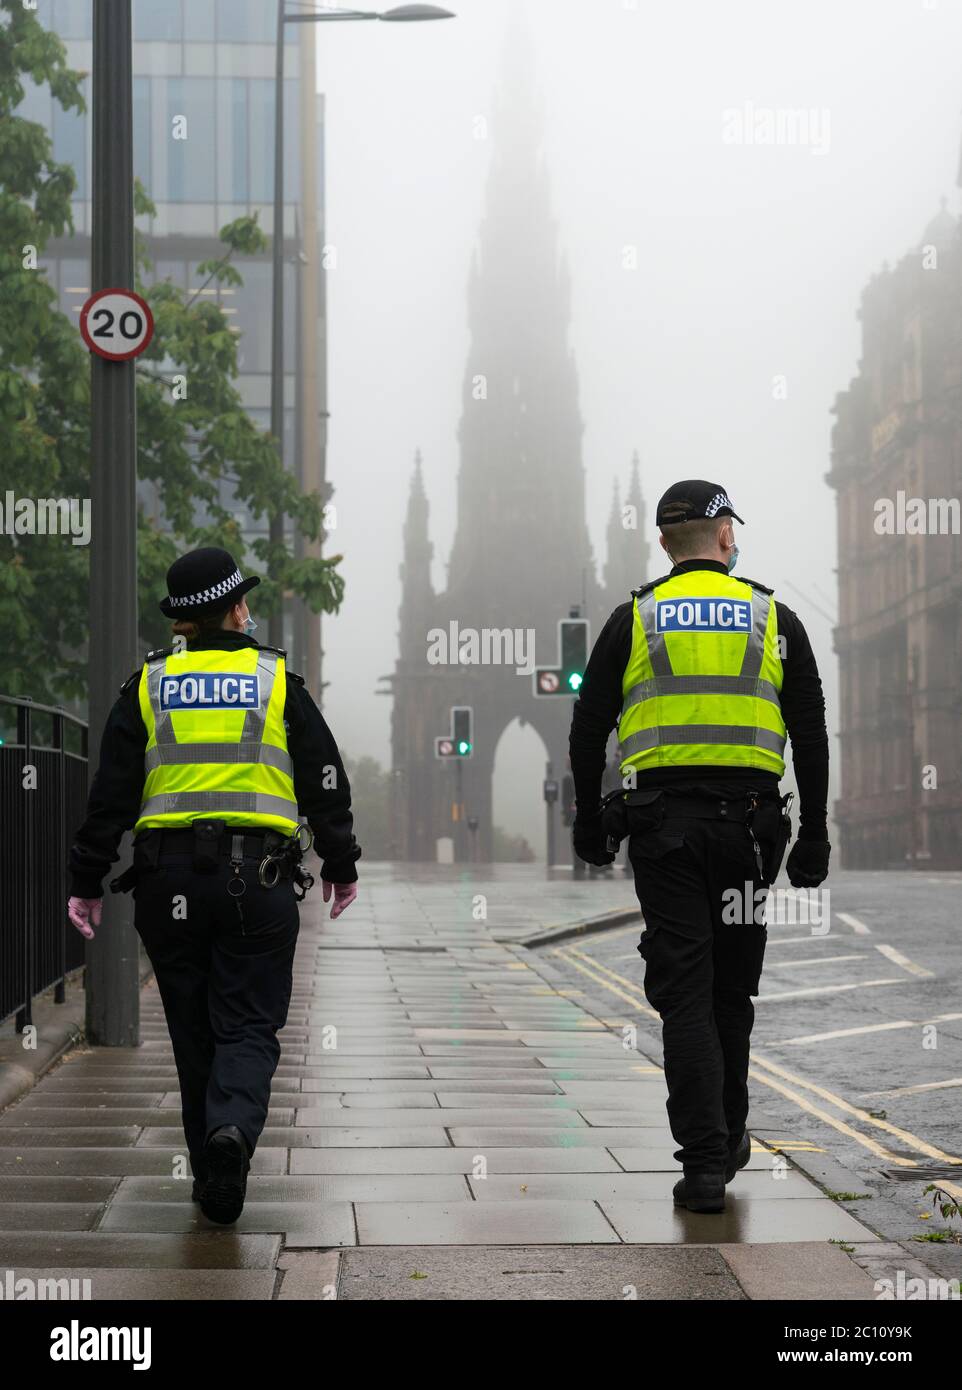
[159,546,260,618]
[167,568,245,609]
[704,491,734,518]
[655,480,744,527]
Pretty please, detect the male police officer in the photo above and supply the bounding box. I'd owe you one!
[569,482,830,1213]
[66,547,360,1225]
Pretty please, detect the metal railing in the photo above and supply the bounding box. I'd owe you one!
[0,694,89,1029]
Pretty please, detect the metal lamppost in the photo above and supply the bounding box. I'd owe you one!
[268,3,455,649]
[86,0,140,1045]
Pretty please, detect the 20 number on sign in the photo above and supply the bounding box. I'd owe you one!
[79,288,155,361]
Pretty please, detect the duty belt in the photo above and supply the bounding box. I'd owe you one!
[111,820,315,906]
[600,786,782,823]
[141,827,284,859]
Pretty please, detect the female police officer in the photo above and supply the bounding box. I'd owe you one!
[66,546,360,1225]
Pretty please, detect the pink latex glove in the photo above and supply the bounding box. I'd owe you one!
[322,880,357,920]
[67,896,102,939]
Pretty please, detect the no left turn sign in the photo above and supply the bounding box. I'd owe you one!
[80,288,155,361]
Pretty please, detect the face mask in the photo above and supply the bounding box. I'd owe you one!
[726,544,739,574]
[244,616,257,635]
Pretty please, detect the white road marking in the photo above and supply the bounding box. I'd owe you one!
[872,942,934,979]
[756,977,902,1002]
[762,953,863,969]
[764,933,844,944]
[767,1011,962,1047]
[837,912,872,935]
[859,1077,962,1099]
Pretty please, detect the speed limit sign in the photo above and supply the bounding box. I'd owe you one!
[80,288,154,361]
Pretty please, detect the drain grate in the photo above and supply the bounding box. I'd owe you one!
[880,1165,962,1182]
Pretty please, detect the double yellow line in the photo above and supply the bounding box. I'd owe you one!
[551,941,962,1172]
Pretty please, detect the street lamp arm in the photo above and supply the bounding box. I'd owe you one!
[284,10,380,21]
[283,3,455,19]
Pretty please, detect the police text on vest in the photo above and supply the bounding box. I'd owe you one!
[159,673,260,711]
[656,598,752,633]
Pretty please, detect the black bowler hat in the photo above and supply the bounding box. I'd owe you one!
[159,546,260,619]
[655,480,744,527]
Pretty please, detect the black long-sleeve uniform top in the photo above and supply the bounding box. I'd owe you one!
[69,631,361,897]
[569,559,829,841]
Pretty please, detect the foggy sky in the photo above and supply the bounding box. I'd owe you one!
[313,0,962,854]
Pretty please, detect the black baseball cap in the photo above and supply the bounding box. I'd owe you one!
[655,480,744,528]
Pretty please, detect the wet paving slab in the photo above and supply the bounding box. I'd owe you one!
[355,1199,621,1245]
[0,871,882,1298]
[0,1231,281,1267]
[289,1147,626,1174]
[99,1200,357,1248]
[0,1268,277,1299]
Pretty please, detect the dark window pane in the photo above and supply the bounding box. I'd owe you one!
[165,77,216,203]
[184,0,215,41]
[52,0,91,40]
[231,78,248,203]
[217,0,277,44]
[133,76,151,194]
[232,259,271,374]
[51,75,88,197]
[249,79,275,203]
[133,0,182,42]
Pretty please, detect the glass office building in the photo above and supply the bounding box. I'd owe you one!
[19,0,327,676]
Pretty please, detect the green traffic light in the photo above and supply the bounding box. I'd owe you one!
[567,671,583,691]
[458,740,471,755]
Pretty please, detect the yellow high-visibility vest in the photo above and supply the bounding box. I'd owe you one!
[133,645,300,836]
[618,569,786,779]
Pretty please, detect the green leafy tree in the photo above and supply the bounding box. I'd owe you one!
[0,0,343,706]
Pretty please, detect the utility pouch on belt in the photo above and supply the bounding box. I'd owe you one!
[763,791,793,884]
[192,819,226,874]
[747,791,793,885]
[601,787,664,851]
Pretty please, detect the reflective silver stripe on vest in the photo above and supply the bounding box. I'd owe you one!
[739,591,771,681]
[138,791,300,821]
[635,591,673,676]
[143,742,293,775]
[622,674,781,712]
[241,652,279,742]
[620,725,786,758]
[146,658,175,746]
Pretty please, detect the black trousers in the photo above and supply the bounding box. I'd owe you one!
[132,851,299,1176]
[606,787,781,1172]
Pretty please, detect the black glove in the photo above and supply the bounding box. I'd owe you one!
[785,839,831,888]
[573,815,616,867]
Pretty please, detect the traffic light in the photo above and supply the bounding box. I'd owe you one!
[533,616,590,697]
[561,618,588,692]
[434,706,473,758]
[453,706,472,757]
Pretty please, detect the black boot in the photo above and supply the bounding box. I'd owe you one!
[725,1130,751,1183]
[199,1125,251,1225]
[190,1153,208,1202]
[672,1169,726,1213]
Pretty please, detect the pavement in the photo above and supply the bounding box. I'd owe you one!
[0,863,947,1301]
